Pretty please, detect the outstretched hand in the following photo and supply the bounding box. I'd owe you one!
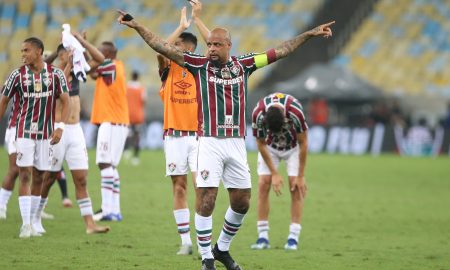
[117,10,138,28]
[309,21,335,38]
[189,0,203,19]
[180,7,191,29]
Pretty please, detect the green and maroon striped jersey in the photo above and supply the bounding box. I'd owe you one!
[183,49,277,137]
[252,93,308,151]
[2,63,69,140]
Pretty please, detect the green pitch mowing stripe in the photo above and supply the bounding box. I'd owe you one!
[0,149,449,270]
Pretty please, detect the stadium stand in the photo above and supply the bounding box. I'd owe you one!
[334,0,450,98]
[0,0,324,94]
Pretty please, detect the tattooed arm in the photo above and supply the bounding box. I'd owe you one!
[117,10,185,66]
[274,21,335,60]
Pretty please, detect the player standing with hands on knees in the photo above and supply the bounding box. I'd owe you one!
[251,93,308,251]
[0,37,70,238]
[117,2,333,269]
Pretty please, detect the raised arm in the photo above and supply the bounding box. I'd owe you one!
[72,31,105,71]
[190,0,210,43]
[157,7,191,70]
[274,21,334,61]
[117,10,185,66]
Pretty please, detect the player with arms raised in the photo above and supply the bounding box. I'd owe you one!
[117,3,333,269]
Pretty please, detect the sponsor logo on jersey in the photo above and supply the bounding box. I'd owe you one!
[221,67,231,79]
[208,75,244,85]
[174,80,192,90]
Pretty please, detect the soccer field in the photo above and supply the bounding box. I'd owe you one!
[0,149,449,270]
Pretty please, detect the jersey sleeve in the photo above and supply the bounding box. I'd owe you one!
[2,69,20,98]
[252,100,267,138]
[54,68,69,96]
[237,49,277,75]
[287,98,308,133]
[183,52,208,74]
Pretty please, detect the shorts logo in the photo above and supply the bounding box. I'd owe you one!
[17,152,23,160]
[52,158,58,166]
[168,163,176,172]
[201,170,209,180]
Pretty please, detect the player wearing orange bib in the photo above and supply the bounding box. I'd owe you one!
[157,6,208,256]
[91,42,129,222]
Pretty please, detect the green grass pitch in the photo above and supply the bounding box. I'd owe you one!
[0,149,449,270]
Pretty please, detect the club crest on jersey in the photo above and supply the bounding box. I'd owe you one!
[201,170,209,180]
[182,70,187,78]
[221,67,231,79]
[230,65,240,76]
[168,163,176,172]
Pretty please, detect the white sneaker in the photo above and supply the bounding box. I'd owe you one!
[41,211,54,220]
[19,224,32,238]
[251,238,270,250]
[176,244,193,255]
[284,239,298,250]
[0,206,6,219]
[30,225,42,237]
[33,220,46,234]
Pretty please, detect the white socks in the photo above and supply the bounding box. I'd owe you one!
[18,196,31,226]
[77,197,94,216]
[0,188,12,209]
[112,168,121,215]
[217,207,246,252]
[174,208,192,246]
[257,220,269,240]
[288,223,302,242]
[195,213,213,259]
[100,167,114,215]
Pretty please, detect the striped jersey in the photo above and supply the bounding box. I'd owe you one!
[183,49,277,137]
[252,93,308,151]
[2,63,69,140]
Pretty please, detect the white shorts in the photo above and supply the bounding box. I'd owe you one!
[96,123,128,167]
[15,138,52,171]
[196,137,251,189]
[4,127,17,155]
[164,136,198,176]
[257,145,300,177]
[50,123,88,172]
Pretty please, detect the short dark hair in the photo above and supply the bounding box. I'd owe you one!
[102,41,117,53]
[57,44,66,53]
[24,37,44,55]
[180,32,197,50]
[131,71,139,81]
[265,106,284,133]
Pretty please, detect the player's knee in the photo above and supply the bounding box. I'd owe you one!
[230,198,250,214]
[173,183,187,198]
[75,177,87,189]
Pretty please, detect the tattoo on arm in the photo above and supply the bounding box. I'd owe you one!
[135,25,185,66]
[274,32,312,60]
